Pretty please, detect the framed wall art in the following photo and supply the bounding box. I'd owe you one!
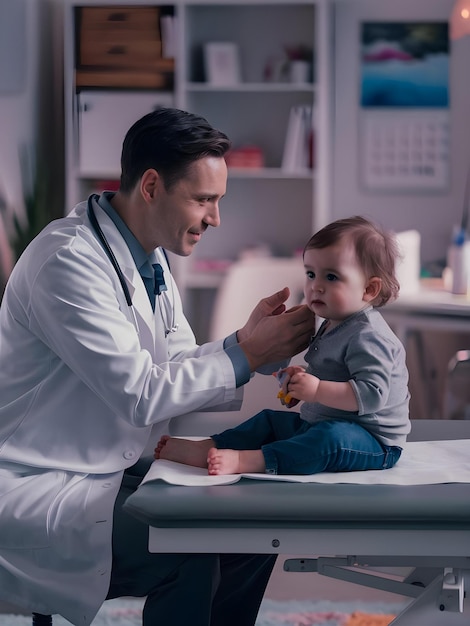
[359,22,450,192]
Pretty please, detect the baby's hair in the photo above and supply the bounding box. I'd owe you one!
[304,215,401,307]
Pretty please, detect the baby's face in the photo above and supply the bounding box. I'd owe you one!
[303,242,371,327]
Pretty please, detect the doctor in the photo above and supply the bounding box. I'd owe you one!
[0,107,315,626]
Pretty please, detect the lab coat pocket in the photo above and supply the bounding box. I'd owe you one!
[0,468,66,548]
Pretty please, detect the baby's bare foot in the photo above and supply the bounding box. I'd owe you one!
[207,448,266,475]
[158,438,214,468]
[154,435,171,458]
[207,448,241,475]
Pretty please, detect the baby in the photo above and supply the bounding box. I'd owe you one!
[155,216,411,476]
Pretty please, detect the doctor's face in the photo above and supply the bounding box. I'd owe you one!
[154,156,227,257]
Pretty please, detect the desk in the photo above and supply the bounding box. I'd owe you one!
[382,282,470,341]
[124,421,470,626]
[382,282,470,420]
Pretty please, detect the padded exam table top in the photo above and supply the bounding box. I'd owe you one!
[124,479,470,531]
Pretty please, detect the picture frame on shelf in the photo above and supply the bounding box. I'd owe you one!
[204,42,241,86]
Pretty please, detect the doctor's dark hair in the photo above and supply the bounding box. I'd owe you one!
[304,215,401,307]
[119,107,231,192]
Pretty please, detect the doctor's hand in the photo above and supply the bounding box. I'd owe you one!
[236,287,290,344]
[239,303,315,372]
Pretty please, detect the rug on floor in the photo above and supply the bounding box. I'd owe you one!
[0,598,408,625]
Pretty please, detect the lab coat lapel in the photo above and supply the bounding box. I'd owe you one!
[120,264,157,348]
[120,261,170,361]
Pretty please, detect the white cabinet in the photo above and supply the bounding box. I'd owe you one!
[77,91,173,176]
[62,0,333,340]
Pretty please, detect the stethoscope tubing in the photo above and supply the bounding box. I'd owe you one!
[87,194,133,307]
[87,194,178,336]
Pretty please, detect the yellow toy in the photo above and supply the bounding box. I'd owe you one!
[274,368,297,408]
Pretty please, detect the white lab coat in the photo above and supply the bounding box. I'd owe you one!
[0,199,243,624]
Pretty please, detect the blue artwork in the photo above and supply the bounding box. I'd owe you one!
[360,22,449,108]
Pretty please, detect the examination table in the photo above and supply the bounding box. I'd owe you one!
[124,420,470,625]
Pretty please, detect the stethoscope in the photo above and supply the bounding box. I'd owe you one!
[87,194,179,336]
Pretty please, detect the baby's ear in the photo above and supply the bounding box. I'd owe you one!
[364,276,382,302]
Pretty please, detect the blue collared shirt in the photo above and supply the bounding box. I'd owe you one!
[97,192,250,387]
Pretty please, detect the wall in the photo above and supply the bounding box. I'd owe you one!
[0,0,38,221]
[0,0,62,293]
[333,0,470,267]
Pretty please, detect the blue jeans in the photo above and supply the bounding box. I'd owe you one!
[211,410,402,475]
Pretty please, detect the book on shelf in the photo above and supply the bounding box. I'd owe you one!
[281,105,315,174]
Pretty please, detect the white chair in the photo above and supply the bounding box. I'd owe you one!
[170,256,307,436]
[209,256,305,341]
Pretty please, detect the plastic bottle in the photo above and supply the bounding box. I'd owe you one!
[448,228,470,295]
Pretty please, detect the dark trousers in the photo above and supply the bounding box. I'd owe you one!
[107,471,276,626]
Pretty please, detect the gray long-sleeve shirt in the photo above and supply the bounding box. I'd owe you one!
[300,306,411,447]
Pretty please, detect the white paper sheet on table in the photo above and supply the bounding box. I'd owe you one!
[141,439,470,487]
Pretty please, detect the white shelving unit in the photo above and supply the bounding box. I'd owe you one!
[62,0,333,341]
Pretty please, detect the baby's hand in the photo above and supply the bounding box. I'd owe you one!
[274,368,300,408]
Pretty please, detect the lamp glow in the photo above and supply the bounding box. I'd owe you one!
[451,0,470,39]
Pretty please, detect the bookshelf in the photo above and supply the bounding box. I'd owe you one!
[62,0,333,341]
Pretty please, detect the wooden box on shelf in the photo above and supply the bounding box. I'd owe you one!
[76,6,174,90]
[80,6,160,30]
[75,66,173,89]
